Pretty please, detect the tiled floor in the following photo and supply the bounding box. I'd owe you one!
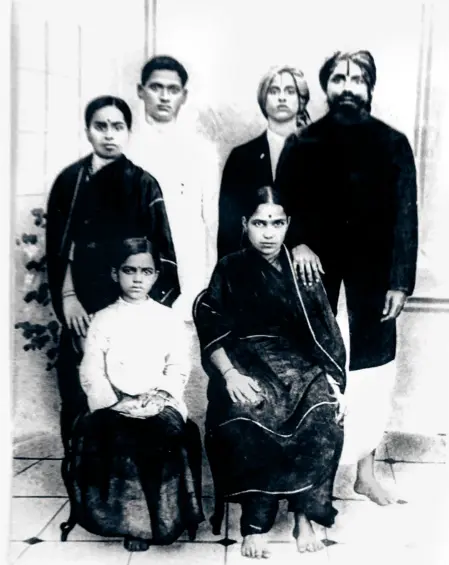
[8,432,448,564]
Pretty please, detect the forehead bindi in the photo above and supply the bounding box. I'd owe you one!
[92,106,125,124]
[251,203,286,221]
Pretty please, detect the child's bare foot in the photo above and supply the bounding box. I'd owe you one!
[124,535,150,551]
[293,514,324,553]
[354,477,396,505]
[241,533,271,559]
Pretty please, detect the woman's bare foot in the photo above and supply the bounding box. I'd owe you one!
[354,478,396,505]
[241,533,271,559]
[293,514,324,553]
[355,451,397,505]
[123,535,150,551]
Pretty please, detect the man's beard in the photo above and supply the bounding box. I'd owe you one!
[327,92,370,123]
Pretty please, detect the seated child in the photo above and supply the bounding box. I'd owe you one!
[66,237,204,551]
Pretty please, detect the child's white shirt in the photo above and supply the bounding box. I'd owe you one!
[79,297,191,420]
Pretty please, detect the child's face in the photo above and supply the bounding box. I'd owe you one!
[114,253,158,303]
[86,105,129,159]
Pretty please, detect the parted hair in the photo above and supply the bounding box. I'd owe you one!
[84,96,133,129]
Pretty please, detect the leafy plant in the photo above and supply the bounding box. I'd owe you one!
[15,208,60,370]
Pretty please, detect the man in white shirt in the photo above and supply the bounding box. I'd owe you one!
[127,55,220,322]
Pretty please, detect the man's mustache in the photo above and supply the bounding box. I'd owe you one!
[334,92,363,105]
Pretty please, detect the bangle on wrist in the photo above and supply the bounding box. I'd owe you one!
[63,291,76,298]
[222,367,236,378]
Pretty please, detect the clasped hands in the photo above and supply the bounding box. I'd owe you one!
[111,390,169,419]
[291,245,407,320]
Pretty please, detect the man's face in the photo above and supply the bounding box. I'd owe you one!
[326,60,370,115]
[265,72,300,124]
[137,69,187,123]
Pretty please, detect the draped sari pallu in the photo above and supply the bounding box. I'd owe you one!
[193,246,347,531]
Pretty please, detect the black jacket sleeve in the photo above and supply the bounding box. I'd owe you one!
[389,134,418,295]
[217,149,245,259]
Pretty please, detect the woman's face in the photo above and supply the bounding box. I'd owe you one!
[244,203,290,259]
[265,72,299,124]
[86,105,129,159]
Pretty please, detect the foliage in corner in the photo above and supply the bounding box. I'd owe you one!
[15,208,60,370]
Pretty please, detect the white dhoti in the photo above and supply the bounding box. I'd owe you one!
[336,285,397,465]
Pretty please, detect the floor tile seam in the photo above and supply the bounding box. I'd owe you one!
[13,496,68,499]
[10,542,32,564]
[35,499,68,540]
[391,459,447,465]
[13,459,44,477]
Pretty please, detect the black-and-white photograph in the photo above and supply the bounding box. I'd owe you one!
[6,0,449,563]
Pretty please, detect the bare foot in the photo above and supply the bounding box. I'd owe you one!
[293,514,324,553]
[124,535,150,551]
[354,478,397,505]
[241,534,271,559]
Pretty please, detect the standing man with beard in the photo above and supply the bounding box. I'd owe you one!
[276,50,418,505]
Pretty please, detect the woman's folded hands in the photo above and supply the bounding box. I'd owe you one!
[110,390,173,419]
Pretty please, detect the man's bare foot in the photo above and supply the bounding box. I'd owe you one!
[354,478,396,505]
[123,535,150,551]
[293,514,324,553]
[241,533,271,559]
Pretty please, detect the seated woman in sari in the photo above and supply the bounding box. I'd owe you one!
[194,187,346,559]
[69,237,204,551]
[45,96,179,452]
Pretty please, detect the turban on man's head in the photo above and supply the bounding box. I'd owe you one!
[318,50,377,93]
[257,65,310,124]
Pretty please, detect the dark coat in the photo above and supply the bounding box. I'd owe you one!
[217,132,274,259]
[46,154,180,323]
[276,113,418,370]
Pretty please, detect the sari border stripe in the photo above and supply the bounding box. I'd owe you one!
[284,246,344,375]
[229,485,313,496]
[148,197,164,208]
[218,401,337,438]
[204,331,232,351]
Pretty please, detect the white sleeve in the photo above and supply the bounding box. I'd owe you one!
[200,141,220,280]
[160,320,191,400]
[79,316,118,412]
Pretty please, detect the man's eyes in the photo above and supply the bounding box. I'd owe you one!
[148,84,181,94]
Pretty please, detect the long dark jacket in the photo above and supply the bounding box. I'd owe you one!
[217,132,273,259]
[276,113,418,370]
[46,154,180,322]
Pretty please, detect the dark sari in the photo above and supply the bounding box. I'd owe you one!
[46,154,180,449]
[193,246,346,534]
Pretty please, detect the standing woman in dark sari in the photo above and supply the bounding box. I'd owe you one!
[194,187,346,559]
[217,65,310,259]
[46,96,179,452]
